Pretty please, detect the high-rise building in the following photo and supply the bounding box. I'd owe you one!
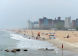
[57,16,61,21]
[33,21,39,29]
[76,18,78,27]
[52,17,64,29]
[65,17,72,29]
[72,20,76,28]
[27,20,33,29]
[39,17,53,29]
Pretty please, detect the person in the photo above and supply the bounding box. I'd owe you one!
[38,32,40,36]
[64,34,70,38]
[67,34,69,38]
[36,32,40,39]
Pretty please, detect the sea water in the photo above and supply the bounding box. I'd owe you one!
[0,30,77,56]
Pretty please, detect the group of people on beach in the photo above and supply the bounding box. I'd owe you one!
[27,31,57,40]
[25,31,57,40]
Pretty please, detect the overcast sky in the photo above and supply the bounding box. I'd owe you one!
[0,0,78,28]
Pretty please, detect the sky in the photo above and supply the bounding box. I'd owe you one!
[0,0,78,28]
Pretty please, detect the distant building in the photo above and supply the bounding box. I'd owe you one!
[27,20,33,29]
[57,16,61,21]
[76,18,78,27]
[39,17,53,29]
[33,21,39,29]
[65,17,72,29]
[72,20,76,28]
[52,17,64,29]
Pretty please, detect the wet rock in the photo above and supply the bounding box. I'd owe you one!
[5,49,9,52]
[15,49,21,51]
[11,49,21,53]
[38,48,54,51]
[45,48,48,50]
[45,48,54,51]
[23,49,28,51]
[11,49,16,53]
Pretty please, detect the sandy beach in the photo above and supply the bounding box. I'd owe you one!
[11,29,78,52]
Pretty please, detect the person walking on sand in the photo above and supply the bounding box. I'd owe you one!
[64,34,70,38]
[36,32,40,39]
[67,34,69,38]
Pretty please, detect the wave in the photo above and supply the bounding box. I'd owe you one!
[10,33,58,52]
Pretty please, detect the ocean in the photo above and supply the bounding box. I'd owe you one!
[0,30,77,56]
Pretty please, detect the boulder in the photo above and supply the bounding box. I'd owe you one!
[38,48,54,51]
[5,49,9,52]
[11,49,21,53]
[23,49,28,51]
[15,49,21,51]
[45,48,54,51]
[11,49,16,53]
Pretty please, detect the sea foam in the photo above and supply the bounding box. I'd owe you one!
[10,33,58,52]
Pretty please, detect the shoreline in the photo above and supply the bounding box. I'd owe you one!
[10,29,78,52]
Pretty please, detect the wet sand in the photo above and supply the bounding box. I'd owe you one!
[11,30,78,52]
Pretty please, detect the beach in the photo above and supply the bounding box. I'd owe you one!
[11,29,78,52]
[0,30,58,56]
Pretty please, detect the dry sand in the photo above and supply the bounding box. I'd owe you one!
[11,30,78,52]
